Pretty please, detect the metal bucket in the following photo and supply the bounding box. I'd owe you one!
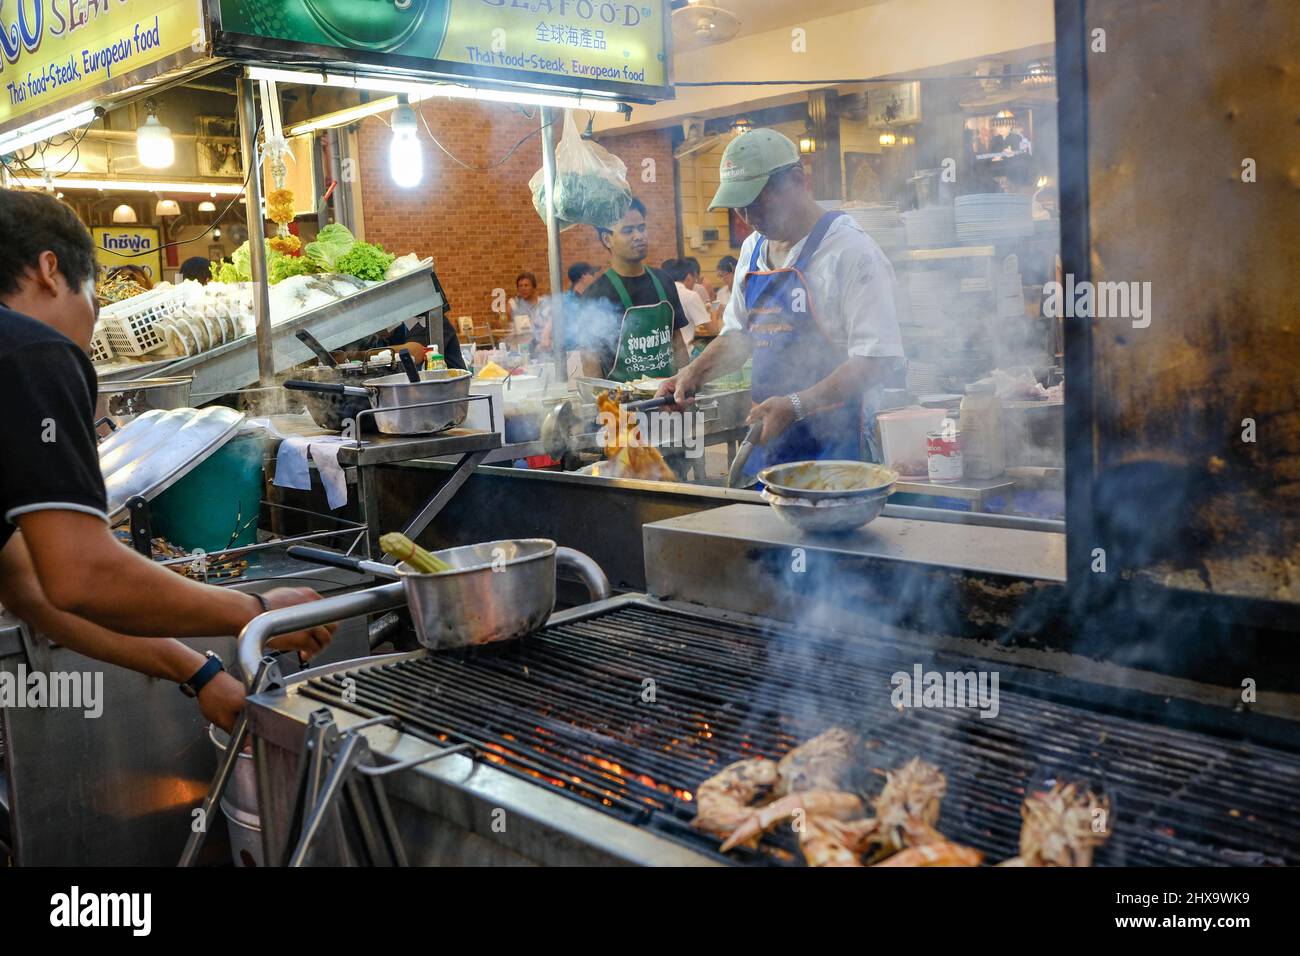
[397,539,610,650]
[209,724,262,866]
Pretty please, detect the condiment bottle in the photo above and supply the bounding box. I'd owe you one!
[959,382,1005,479]
[426,345,447,371]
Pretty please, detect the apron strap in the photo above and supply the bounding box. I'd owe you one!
[604,268,670,313]
[604,269,635,312]
[794,211,846,273]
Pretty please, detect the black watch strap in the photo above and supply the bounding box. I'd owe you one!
[180,651,225,698]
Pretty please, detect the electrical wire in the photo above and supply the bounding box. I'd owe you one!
[676,70,1051,87]
[416,108,559,172]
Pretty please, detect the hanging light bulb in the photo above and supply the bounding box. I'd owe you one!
[390,98,423,189]
[112,203,138,224]
[198,200,217,213]
[136,102,175,169]
[155,198,181,217]
[993,109,1016,132]
[213,227,222,239]
[878,130,896,147]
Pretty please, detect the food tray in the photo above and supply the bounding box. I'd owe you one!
[99,285,187,356]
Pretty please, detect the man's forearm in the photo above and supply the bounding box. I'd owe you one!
[15,514,259,638]
[798,356,890,415]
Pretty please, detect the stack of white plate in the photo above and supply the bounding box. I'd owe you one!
[905,361,942,396]
[997,254,1026,317]
[907,271,957,327]
[902,205,957,248]
[846,203,905,251]
[954,194,1034,243]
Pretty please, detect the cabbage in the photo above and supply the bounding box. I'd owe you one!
[304,223,356,271]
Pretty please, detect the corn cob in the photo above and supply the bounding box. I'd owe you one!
[380,532,453,574]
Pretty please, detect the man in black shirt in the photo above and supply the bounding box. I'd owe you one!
[0,189,336,731]
[574,197,690,381]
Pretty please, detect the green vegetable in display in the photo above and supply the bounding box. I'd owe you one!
[304,223,357,271]
[335,241,396,281]
[210,260,241,284]
[269,254,320,284]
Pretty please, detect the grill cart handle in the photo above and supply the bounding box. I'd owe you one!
[237,582,408,688]
[556,546,612,603]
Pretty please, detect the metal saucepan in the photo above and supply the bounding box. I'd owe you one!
[284,368,472,435]
[287,541,611,649]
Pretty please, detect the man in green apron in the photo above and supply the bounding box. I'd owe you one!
[576,198,691,382]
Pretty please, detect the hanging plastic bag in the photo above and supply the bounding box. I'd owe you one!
[530,110,634,231]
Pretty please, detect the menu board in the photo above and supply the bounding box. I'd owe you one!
[94,226,164,283]
[216,0,671,101]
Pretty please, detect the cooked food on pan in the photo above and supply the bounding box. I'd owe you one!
[593,391,675,482]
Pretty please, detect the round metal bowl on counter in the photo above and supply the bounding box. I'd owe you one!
[758,459,897,500]
[758,459,897,533]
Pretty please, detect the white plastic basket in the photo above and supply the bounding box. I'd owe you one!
[89,324,114,364]
[99,286,184,356]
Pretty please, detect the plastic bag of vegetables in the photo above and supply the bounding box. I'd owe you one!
[529,110,633,230]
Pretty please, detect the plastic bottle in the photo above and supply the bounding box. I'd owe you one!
[426,345,447,371]
[959,382,1005,479]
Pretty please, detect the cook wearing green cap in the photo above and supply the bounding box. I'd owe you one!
[656,128,904,479]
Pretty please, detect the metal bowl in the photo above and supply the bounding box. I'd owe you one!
[397,539,609,650]
[762,486,891,533]
[365,368,472,435]
[758,459,898,501]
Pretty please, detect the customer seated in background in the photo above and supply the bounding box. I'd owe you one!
[715,255,738,311]
[684,256,712,307]
[663,258,716,348]
[508,271,544,344]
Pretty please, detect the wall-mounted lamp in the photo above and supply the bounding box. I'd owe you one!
[111,203,138,224]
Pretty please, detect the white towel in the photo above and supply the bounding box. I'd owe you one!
[274,435,350,510]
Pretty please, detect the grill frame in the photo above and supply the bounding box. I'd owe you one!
[246,594,1300,867]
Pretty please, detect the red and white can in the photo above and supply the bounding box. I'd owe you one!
[926,430,963,481]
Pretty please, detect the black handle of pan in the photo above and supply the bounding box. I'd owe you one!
[622,396,673,414]
[398,348,421,383]
[283,379,370,398]
[287,546,400,580]
[296,329,338,368]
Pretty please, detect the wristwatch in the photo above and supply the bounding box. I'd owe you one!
[180,650,225,698]
[787,392,808,423]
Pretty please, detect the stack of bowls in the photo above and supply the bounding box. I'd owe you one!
[757,460,898,534]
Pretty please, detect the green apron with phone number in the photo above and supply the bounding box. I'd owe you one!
[605,269,676,383]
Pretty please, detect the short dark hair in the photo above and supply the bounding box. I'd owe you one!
[718,255,739,274]
[180,256,211,282]
[684,257,702,276]
[567,262,595,285]
[516,272,538,287]
[663,258,691,284]
[0,189,97,297]
[595,196,648,240]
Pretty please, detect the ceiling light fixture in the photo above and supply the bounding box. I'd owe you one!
[155,198,181,217]
[112,203,138,224]
[10,177,244,194]
[389,97,424,189]
[136,101,175,169]
[198,200,217,213]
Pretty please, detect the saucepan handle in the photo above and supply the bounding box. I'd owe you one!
[283,379,369,398]
[555,547,611,604]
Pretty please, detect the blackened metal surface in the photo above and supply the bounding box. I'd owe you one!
[1062,0,1300,608]
[298,603,1300,866]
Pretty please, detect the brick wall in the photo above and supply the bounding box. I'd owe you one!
[357,101,679,323]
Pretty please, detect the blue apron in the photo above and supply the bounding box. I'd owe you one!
[744,211,864,476]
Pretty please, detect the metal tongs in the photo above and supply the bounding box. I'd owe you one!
[727,420,765,489]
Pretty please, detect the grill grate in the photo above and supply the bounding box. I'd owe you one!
[299,603,1300,866]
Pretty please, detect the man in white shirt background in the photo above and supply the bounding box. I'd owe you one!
[658,129,904,479]
[662,258,717,347]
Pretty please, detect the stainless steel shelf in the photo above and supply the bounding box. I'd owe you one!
[337,428,501,468]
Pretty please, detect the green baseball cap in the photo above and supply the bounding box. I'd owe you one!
[709,128,801,210]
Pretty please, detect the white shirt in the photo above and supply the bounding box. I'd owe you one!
[721,215,904,359]
[675,280,713,346]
